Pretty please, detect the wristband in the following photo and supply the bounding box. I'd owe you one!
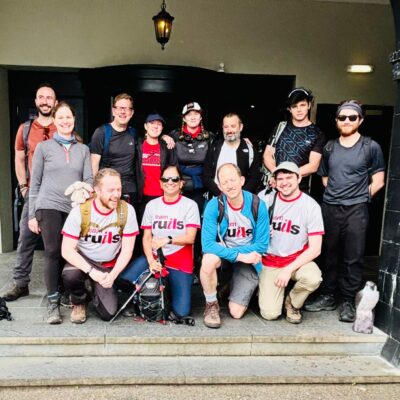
[168,236,173,244]
[19,183,28,189]
[87,266,94,275]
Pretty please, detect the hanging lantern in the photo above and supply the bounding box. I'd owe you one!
[152,0,174,50]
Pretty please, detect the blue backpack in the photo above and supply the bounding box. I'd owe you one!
[91,123,137,155]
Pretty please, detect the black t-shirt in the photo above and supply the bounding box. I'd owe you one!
[90,124,137,193]
[318,136,385,205]
[274,122,325,166]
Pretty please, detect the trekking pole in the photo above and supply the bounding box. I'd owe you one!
[156,248,168,322]
[109,270,153,324]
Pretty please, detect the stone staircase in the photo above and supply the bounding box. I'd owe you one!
[0,251,399,386]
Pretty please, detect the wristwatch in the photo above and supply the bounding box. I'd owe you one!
[167,236,173,244]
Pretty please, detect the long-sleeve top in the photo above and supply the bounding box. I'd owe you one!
[29,138,93,219]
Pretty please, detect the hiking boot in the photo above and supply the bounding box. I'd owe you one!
[122,303,137,318]
[284,295,302,324]
[47,294,62,325]
[3,283,29,301]
[339,301,356,323]
[303,294,337,312]
[60,292,73,308]
[70,304,87,324]
[203,300,221,329]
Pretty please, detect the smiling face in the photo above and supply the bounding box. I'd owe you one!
[95,174,122,211]
[336,109,363,137]
[54,105,75,136]
[35,87,57,117]
[160,166,183,197]
[183,110,202,129]
[275,171,301,199]
[112,98,134,128]
[222,115,243,143]
[217,164,245,201]
[145,120,163,139]
[289,100,311,124]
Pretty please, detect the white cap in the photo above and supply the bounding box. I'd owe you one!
[182,102,202,115]
[274,161,301,176]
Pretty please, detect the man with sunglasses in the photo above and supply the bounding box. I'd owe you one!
[3,83,57,302]
[263,88,325,193]
[305,100,385,323]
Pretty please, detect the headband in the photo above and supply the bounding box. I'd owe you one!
[336,102,363,117]
[288,88,309,98]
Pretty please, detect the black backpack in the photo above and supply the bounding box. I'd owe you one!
[134,269,169,322]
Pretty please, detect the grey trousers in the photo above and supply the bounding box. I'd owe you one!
[12,192,40,288]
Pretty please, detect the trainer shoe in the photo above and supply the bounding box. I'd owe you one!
[303,294,337,312]
[60,292,73,308]
[339,301,356,323]
[47,299,62,325]
[284,295,302,324]
[3,283,29,302]
[70,304,87,324]
[203,300,221,329]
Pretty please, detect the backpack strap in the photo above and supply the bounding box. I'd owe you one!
[360,136,373,174]
[217,194,226,225]
[128,126,137,140]
[250,193,260,222]
[268,121,287,147]
[322,138,337,164]
[247,141,254,167]
[22,120,33,179]
[116,199,129,236]
[103,124,112,156]
[268,191,278,224]
[80,199,93,237]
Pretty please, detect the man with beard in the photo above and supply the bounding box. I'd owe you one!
[61,168,139,323]
[305,100,385,323]
[3,83,57,301]
[203,113,261,196]
[263,88,325,193]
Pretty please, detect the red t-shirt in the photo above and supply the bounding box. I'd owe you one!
[15,119,56,180]
[142,141,163,196]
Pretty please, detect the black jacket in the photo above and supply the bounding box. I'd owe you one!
[136,138,177,201]
[203,138,261,196]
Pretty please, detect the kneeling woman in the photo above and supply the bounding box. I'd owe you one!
[122,165,200,318]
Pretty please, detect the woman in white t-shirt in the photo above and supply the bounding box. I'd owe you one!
[121,165,200,318]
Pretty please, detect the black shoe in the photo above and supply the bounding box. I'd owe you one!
[122,303,137,318]
[303,294,337,312]
[339,301,355,323]
[60,292,73,308]
[3,283,29,301]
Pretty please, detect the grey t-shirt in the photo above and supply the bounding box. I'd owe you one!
[318,136,385,205]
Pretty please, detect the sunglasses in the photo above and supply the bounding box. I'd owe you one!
[337,115,359,122]
[160,176,180,183]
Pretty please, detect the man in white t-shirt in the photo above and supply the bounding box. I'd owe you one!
[258,161,324,324]
[61,168,139,323]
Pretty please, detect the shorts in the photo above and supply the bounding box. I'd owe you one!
[220,260,259,307]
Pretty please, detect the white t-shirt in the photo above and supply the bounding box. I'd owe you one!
[62,200,139,266]
[258,190,324,268]
[223,201,253,248]
[214,142,238,184]
[141,195,201,273]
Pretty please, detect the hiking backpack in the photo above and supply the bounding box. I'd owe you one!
[79,198,129,237]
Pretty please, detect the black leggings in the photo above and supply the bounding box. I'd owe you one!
[36,209,68,296]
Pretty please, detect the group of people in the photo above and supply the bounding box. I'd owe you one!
[3,83,385,329]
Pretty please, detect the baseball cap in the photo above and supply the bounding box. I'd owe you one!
[274,161,301,176]
[182,102,202,115]
[145,113,165,125]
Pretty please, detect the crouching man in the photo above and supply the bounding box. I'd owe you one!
[61,168,139,323]
[201,163,269,328]
[258,162,324,324]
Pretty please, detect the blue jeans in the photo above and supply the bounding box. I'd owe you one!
[120,256,193,317]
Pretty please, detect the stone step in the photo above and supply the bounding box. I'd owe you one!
[0,355,399,387]
[0,331,387,357]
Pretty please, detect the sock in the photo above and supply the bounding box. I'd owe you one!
[204,292,217,303]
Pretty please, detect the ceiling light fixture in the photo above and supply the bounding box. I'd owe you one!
[152,0,174,50]
[347,65,374,74]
